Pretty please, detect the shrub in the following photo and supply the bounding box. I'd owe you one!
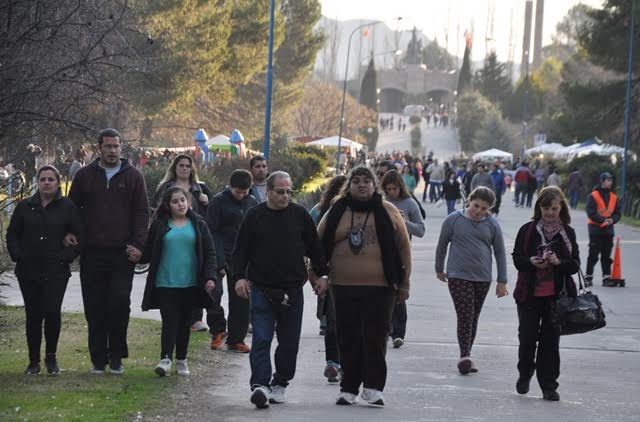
[409,115,422,125]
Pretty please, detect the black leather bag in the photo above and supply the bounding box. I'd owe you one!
[556,270,606,335]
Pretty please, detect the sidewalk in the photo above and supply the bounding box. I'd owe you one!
[2,191,639,421]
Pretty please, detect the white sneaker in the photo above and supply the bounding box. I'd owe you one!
[361,388,385,406]
[175,359,190,376]
[191,320,208,332]
[155,358,172,377]
[269,385,286,404]
[336,391,359,405]
[250,385,270,409]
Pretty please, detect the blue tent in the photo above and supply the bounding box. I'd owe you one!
[193,129,209,162]
[229,129,244,144]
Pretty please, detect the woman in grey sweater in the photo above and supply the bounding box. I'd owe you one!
[435,187,508,374]
[381,171,425,348]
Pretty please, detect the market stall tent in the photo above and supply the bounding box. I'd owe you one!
[471,148,513,163]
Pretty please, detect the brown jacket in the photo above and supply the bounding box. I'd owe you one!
[317,200,411,290]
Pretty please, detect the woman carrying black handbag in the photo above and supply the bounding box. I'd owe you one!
[512,186,580,401]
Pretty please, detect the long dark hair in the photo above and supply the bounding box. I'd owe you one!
[380,170,411,199]
[152,186,190,222]
[533,186,571,224]
[319,175,347,217]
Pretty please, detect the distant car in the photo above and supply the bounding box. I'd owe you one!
[403,105,425,116]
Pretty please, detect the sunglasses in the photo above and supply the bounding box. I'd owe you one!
[272,188,294,196]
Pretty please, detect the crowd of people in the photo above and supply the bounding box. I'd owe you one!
[5,127,621,410]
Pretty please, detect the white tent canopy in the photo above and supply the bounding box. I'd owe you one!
[206,134,230,146]
[306,136,363,150]
[471,148,513,162]
[524,143,566,156]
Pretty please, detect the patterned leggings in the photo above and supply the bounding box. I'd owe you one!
[448,279,491,358]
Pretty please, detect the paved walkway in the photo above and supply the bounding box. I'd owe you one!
[3,191,639,421]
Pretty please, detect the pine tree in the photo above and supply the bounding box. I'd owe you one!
[422,38,455,71]
[360,58,379,150]
[474,52,512,105]
[457,43,473,96]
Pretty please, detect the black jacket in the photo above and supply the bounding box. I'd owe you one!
[206,188,258,269]
[6,191,82,281]
[152,181,214,218]
[586,187,621,236]
[512,220,580,304]
[442,179,461,200]
[68,158,149,251]
[140,210,218,311]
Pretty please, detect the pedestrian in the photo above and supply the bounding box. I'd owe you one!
[308,175,348,383]
[152,154,214,332]
[427,159,444,202]
[206,169,258,353]
[68,128,150,375]
[470,163,495,192]
[585,172,621,286]
[152,154,213,218]
[441,170,462,215]
[248,155,268,203]
[380,170,424,349]
[546,167,561,188]
[490,163,506,216]
[512,186,580,401]
[514,161,532,207]
[317,166,411,406]
[6,165,82,375]
[421,158,432,202]
[401,165,417,194]
[140,186,218,376]
[565,168,583,209]
[231,171,329,409]
[435,186,508,374]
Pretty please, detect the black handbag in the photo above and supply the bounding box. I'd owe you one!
[556,270,606,335]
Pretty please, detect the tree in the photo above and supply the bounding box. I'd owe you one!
[457,38,473,96]
[360,58,378,150]
[503,74,545,122]
[422,38,455,71]
[474,52,512,105]
[475,108,516,152]
[403,27,423,65]
[456,91,496,152]
[553,4,593,48]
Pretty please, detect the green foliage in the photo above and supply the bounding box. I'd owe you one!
[456,91,497,152]
[503,75,546,121]
[457,44,473,96]
[475,109,516,152]
[404,28,424,66]
[422,38,456,71]
[360,58,378,112]
[409,115,422,125]
[474,52,512,105]
[410,127,422,156]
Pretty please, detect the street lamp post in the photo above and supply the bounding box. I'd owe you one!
[263,0,276,160]
[621,1,635,207]
[336,21,381,173]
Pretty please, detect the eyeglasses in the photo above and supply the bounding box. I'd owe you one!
[272,188,294,196]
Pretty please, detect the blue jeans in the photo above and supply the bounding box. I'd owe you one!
[568,190,580,209]
[429,182,442,202]
[446,199,457,215]
[249,285,304,389]
[515,183,527,206]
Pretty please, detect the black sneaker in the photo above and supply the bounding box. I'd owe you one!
[109,359,124,375]
[584,275,593,287]
[24,362,41,375]
[45,354,60,375]
[542,390,560,401]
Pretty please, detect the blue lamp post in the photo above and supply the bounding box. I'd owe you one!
[263,0,276,159]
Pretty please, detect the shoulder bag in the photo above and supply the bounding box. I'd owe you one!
[556,269,606,335]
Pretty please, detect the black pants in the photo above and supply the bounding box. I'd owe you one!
[157,287,197,360]
[80,248,134,368]
[225,273,250,345]
[19,278,69,363]
[333,285,395,394]
[448,279,491,358]
[391,302,407,340]
[493,193,502,215]
[324,288,339,363]
[587,233,614,277]
[517,297,560,392]
[202,271,226,335]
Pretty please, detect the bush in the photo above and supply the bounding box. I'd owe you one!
[409,115,422,125]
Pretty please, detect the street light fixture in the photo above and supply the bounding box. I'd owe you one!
[335,20,382,173]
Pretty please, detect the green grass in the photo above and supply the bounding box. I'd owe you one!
[0,305,211,421]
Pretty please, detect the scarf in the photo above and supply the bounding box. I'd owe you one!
[322,192,404,287]
[536,219,572,255]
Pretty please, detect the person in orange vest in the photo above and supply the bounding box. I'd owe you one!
[585,172,621,287]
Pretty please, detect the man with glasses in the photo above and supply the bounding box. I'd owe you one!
[232,171,329,409]
[68,128,149,375]
[249,156,268,203]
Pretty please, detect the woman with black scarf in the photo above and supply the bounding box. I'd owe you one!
[316,166,412,407]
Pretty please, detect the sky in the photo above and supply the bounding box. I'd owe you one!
[319,0,603,62]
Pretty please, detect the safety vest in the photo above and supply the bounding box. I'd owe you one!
[588,190,617,227]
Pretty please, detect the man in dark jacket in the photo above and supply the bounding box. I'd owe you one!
[206,169,258,353]
[68,128,150,374]
[585,172,621,286]
[232,171,329,409]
